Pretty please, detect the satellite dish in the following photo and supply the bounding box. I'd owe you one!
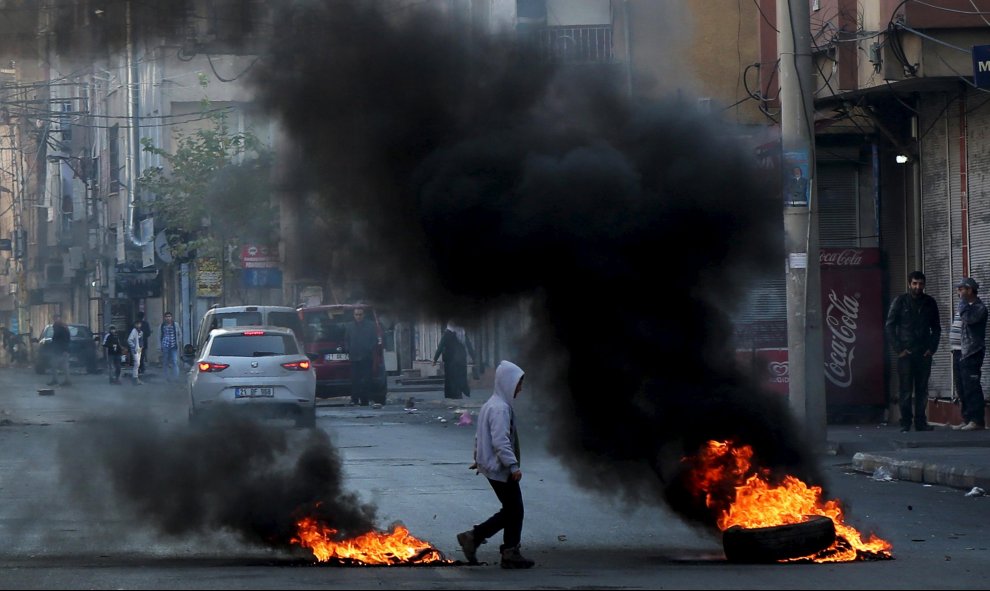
[155,230,174,264]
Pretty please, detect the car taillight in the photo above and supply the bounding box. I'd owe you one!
[198,362,229,372]
[243,330,265,336]
[281,360,311,371]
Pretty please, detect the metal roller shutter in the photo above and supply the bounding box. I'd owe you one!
[817,163,859,247]
[921,95,957,400]
[963,92,990,397]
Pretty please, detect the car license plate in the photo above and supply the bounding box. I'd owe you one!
[235,387,274,398]
[324,353,349,361]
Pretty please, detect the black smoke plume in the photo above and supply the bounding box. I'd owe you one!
[56,412,377,549]
[254,2,821,529]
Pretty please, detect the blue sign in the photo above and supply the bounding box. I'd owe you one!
[974,45,990,89]
[242,268,283,288]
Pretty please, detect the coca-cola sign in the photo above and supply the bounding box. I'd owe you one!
[819,247,884,406]
[819,248,880,267]
[824,290,859,388]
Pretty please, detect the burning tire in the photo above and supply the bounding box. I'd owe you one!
[722,515,836,563]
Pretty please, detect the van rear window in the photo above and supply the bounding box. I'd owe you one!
[268,311,304,338]
[301,310,358,343]
[209,334,299,357]
[211,312,263,329]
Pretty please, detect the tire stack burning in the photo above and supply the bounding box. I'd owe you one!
[684,440,893,563]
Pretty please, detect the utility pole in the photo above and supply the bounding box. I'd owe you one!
[778,0,826,450]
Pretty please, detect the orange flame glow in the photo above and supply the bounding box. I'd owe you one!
[686,440,893,562]
[291,518,453,565]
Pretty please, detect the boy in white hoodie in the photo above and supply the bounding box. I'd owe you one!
[457,360,535,569]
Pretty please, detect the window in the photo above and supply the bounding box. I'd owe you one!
[208,334,298,357]
[267,311,304,339]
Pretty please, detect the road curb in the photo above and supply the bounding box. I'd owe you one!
[851,451,990,491]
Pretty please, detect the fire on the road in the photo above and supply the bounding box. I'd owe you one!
[686,440,893,562]
[291,518,453,565]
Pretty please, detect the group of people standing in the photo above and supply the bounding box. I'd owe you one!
[100,311,182,385]
[885,271,987,432]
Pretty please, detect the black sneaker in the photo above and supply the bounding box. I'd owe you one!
[915,424,934,431]
[457,530,478,564]
[500,545,535,569]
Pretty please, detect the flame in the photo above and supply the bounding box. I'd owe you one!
[291,518,453,565]
[686,440,893,562]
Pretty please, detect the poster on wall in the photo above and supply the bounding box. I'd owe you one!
[196,257,223,298]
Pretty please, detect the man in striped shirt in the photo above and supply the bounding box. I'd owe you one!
[159,312,182,383]
[951,278,987,431]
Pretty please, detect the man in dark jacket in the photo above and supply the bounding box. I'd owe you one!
[952,277,987,431]
[885,271,942,432]
[345,307,379,407]
[102,325,123,385]
[48,314,71,386]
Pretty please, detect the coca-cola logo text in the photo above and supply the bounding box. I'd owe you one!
[824,290,859,388]
[820,249,864,266]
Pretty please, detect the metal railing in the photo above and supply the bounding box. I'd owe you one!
[521,25,614,64]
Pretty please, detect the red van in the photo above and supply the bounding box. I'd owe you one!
[297,304,387,401]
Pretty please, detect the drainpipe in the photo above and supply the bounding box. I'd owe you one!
[958,94,969,278]
[125,0,149,247]
[622,0,632,98]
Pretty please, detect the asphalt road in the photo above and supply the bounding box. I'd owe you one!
[0,366,988,589]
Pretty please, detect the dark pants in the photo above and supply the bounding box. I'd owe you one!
[107,351,121,382]
[473,477,524,551]
[139,341,148,373]
[351,357,373,405]
[958,349,986,426]
[443,361,470,399]
[897,352,933,429]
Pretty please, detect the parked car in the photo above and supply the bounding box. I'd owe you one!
[297,304,387,400]
[34,323,100,375]
[193,305,304,354]
[187,326,316,428]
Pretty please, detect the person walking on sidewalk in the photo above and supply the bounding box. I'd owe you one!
[457,360,535,569]
[345,306,378,407]
[159,312,182,383]
[885,270,942,432]
[433,321,476,400]
[127,320,144,385]
[47,314,71,386]
[952,278,987,431]
[136,312,151,375]
[102,325,123,384]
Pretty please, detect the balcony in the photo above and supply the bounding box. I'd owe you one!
[520,25,614,65]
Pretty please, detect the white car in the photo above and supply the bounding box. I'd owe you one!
[188,326,316,428]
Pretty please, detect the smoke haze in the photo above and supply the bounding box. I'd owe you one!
[12,0,823,539]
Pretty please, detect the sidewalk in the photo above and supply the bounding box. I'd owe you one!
[828,422,990,492]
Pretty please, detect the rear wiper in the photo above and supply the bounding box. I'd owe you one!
[252,351,276,357]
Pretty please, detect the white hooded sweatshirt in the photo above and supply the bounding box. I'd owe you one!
[474,360,524,483]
